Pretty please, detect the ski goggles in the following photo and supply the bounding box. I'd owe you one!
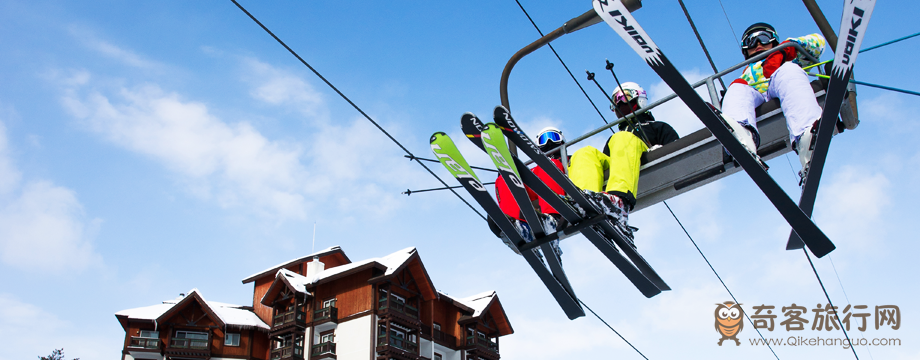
[741,30,777,50]
[538,131,563,146]
[613,88,645,105]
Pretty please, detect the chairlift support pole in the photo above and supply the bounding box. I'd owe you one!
[499,0,644,154]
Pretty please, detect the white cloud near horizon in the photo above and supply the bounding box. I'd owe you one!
[0,120,103,273]
[69,25,164,71]
[0,294,114,360]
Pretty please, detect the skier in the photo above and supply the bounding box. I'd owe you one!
[567,82,679,234]
[489,133,566,260]
[720,23,826,178]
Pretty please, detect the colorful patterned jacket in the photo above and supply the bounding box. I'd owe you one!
[736,33,826,93]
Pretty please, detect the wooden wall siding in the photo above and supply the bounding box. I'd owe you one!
[406,258,436,300]
[420,298,463,347]
[313,268,374,318]
[252,329,270,360]
[252,276,277,324]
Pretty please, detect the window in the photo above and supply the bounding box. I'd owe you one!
[322,298,336,308]
[434,354,442,360]
[139,330,158,338]
[433,323,441,331]
[225,333,240,346]
[319,331,334,344]
[175,330,208,340]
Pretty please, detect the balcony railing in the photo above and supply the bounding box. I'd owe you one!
[377,334,419,354]
[313,306,338,323]
[269,345,304,360]
[466,336,499,354]
[128,337,159,349]
[311,342,336,356]
[377,296,419,319]
[272,309,306,329]
[422,325,457,347]
[169,337,209,350]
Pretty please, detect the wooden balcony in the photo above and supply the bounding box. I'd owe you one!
[421,325,457,348]
[127,336,160,350]
[272,309,307,332]
[269,345,305,360]
[313,306,338,326]
[466,336,499,354]
[310,342,336,359]
[164,336,210,358]
[376,335,419,360]
[377,296,420,324]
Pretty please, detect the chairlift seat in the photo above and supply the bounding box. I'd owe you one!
[633,80,852,212]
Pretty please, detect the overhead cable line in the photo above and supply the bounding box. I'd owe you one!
[677,0,726,92]
[859,30,920,54]
[663,202,781,360]
[579,299,650,360]
[229,0,486,220]
[803,249,860,360]
[829,255,876,360]
[513,0,614,132]
[716,0,740,48]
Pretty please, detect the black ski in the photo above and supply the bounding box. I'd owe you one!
[478,122,578,299]
[463,113,668,296]
[430,132,585,319]
[593,0,836,257]
[787,0,876,250]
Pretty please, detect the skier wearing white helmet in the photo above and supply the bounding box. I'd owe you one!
[565,82,679,233]
[721,22,827,179]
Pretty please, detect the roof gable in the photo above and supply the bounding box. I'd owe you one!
[368,249,437,301]
[242,246,350,284]
[156,290,225,328]
[260,269,312,306]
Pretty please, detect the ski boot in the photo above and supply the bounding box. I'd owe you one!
[541,214,564,262]
[793,119,837,186]
[708,103,768,170]
[492,217,545,263]
[584,190,639,249]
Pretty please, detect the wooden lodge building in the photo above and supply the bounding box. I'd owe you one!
[116,246,514,360]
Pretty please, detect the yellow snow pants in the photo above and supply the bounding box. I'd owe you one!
[568,131,647,200]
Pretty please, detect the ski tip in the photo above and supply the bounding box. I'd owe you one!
[430,131,447,143]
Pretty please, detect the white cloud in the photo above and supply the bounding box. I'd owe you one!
[57,54,429,222]
[0,118,102,273]
[0,181,103,272]
[242,58,326,118]
[0,294,114,360]
[814,165,890,251]
[70,26,163,70]
[0,121,21,195]
[62,82,312,220]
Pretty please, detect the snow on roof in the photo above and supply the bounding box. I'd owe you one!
[456,290,497,318]
[302,246,416,284]
[116,289,269,330]
[242,246,345,283]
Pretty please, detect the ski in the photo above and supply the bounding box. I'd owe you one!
[429,132,585,320]
[593,0,836,258]
[787,0,876,250]
[478,122,578,299]
[463,113,669,295]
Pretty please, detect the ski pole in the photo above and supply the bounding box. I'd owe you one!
[585,70,617,134]
[403,183,495,196]
[404,155,499,173]
[606,60,653,147]
[806,73,920,97]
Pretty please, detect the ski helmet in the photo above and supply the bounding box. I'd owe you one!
[740,22,779,59]
[611,82,648,116]
[536,126,565,152]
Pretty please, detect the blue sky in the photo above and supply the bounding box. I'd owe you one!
[0,0,918,359]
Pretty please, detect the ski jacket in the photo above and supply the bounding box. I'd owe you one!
[609,112,680,156]
[495,158,566,220]
[736,33,826,93]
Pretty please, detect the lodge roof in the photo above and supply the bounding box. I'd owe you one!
[115,288,269,331]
